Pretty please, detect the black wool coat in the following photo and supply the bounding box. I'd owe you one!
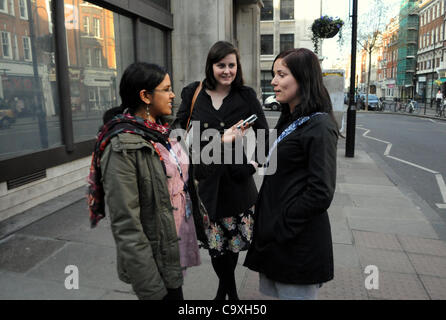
[244,113,338,285]
[176,81,269,221]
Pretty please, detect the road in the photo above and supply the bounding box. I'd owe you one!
[355,113,446,223]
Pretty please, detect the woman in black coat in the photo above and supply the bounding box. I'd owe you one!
[244,48,338,300]
[177,41,269,300]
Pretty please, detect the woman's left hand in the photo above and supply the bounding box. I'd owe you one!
[221,120,250,143]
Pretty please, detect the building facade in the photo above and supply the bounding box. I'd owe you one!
[377,16,400,99]
[0,0,262,222]
[259,0,322,102]
[416,0,446,102]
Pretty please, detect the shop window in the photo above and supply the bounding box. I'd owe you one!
[261,0,273,21]
[280,0,294,20]
[0,0,60,161]
[261,34,273,55]
[64,1,135,143]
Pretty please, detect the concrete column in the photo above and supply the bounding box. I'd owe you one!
[234,0,262,97]
[171,0,233,92]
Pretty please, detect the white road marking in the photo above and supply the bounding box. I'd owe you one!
[358,127,446,210]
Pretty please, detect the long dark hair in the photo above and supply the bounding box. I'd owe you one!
[273,48,338,130]
[103,62,167,124]
[203,41,244,90]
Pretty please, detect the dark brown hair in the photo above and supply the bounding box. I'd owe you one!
[203,41,244,90]
[273,48,338,130]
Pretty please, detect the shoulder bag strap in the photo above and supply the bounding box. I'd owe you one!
[186,81,202,133]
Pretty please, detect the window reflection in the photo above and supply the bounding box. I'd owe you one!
[0,0,60,161]
[65,0,134,142]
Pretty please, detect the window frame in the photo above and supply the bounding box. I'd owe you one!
[22,36,32,61]
[1,31,12,59]
[261,34,274,55]
[260,0,273,21]
[19,0,28,20]
[280,0,294,21]
[0,0,8,14]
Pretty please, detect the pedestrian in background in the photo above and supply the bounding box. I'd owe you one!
[177,41,269,300]
[436,89,443,116]
[87,62,211,300]
[244,48,338,300]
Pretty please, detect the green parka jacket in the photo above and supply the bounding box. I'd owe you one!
[100,131,208,300]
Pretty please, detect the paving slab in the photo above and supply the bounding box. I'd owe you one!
[349,195,422,210]
[318,266,369,300]
[397,235,446,257]
[348,217,439,239]
[365,271,429,300]
[331,193,355,207]
[99,290,137,300]
[352,230,403,251]
[0,271,106,300]
[26,242,133,293]
[343,175,395,186]
[356,247,416,274]
[419,275,446,300]
[333,244,361,268]
[0,234,66,273]
[337,184,403,198]
[329,217,353,245]
[344,206,425,221]
[408,254,446,278]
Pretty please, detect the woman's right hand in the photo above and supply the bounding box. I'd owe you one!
[221,120,250,144]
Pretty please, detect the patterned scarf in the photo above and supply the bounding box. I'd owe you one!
[87,113,170,228]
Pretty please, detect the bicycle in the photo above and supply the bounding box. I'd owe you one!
[405,99,421,114]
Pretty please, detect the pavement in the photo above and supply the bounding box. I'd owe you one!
[1,137,446,300]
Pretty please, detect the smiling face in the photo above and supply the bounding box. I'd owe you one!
[213,53,238,88]
[142,73,175,118]
[271,58,300,108]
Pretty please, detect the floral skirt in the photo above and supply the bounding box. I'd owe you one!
[206,207,254,258]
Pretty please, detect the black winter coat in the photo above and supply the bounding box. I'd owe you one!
[244,113,338,285]
[177,82,269,221]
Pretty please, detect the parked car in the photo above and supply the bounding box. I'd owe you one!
[358,94,379,110]
[0,103,16,129]
[263,95,282,111]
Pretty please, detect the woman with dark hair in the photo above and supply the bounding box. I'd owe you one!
[177,41,269,300]
[244,48,339,300]
[87,62,220,300]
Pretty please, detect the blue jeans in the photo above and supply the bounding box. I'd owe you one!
[259,273,321,300]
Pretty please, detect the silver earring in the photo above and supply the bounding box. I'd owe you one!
[146,104,151,118]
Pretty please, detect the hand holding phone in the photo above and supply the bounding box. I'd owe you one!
[237,114,258,129]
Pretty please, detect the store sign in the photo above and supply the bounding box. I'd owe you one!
[418,76,426,82]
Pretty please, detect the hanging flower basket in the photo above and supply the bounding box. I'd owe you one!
[311,16,344,54]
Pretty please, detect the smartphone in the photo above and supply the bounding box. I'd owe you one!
[237,114,258,129]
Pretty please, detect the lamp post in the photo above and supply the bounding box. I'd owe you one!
[346,0,358,158]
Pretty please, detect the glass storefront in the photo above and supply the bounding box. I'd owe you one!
[64,1,135,142]
[0,0,61,161]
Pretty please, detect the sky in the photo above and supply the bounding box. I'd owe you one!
[321,0,402,69]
